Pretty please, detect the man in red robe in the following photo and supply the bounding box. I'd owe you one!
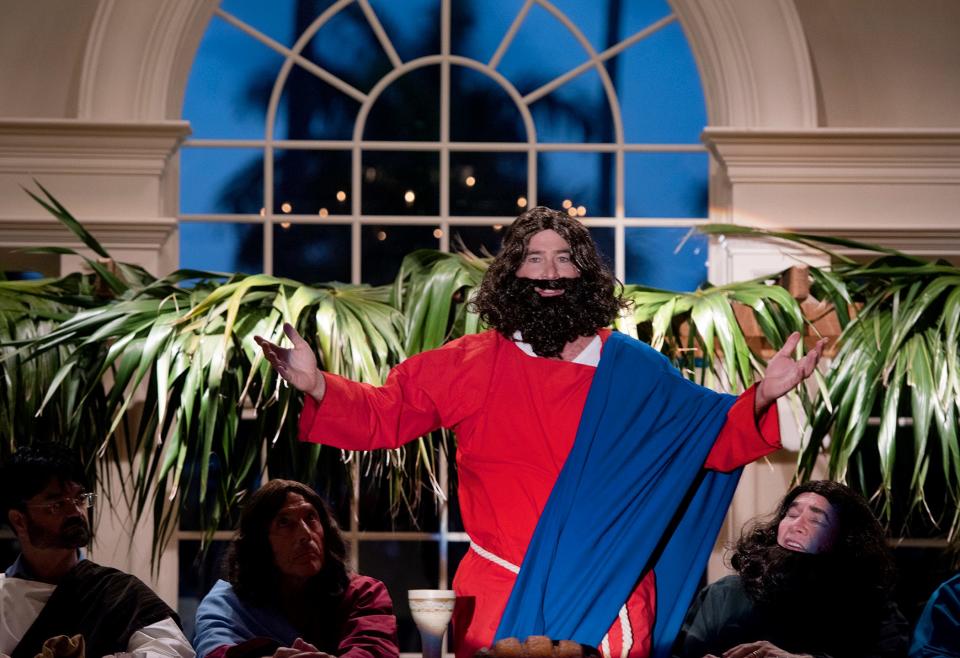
[256,206,825,658]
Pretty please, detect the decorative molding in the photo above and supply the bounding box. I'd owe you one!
[77,0,217,120]
[0,119,191,175]
[0,119,187,266]
[672,0,816,128]
[704,128,960,183]
[703,128,960,234]
[0,216,177,250]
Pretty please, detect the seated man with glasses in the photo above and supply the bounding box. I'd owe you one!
[0,442,194,658]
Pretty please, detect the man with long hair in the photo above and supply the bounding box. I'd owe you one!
[673,480,909,658]
[193,479,398,658]
[255,206,826,658]
[0,442,193,658]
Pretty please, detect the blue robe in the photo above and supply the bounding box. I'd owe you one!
[495,332,743,658]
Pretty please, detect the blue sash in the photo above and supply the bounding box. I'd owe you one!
[494,332,743,658]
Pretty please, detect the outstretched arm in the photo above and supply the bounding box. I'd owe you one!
[255,323,326,401]
[754,332,828,416]
[705,332,827,471]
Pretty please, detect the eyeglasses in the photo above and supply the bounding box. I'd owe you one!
[24,492,97,516]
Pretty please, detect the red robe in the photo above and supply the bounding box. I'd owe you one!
[299,329,779,658]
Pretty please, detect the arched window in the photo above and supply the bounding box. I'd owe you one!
[177,0,709,647]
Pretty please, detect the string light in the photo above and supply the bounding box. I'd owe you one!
[517,196,527,208]
[493,224,503,231]
[280,222,291,229]
[281,202,292,214]
[577,206,586,217]
[465,176,476,187]
[404,190,416,204]
[318,208,329,217]
[567,207,577,217]
[433,228,443,239]
[259,208,266,217]
[336,191,347,202]
[377,230,387,241]
[562,199,573,209]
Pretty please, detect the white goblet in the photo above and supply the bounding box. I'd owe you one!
[409,589,456,658]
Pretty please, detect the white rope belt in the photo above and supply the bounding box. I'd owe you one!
[469,541,520,574]
[470,541,633,658]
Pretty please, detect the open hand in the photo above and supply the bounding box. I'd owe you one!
[271,637,335,658]
[755,331,827,412]
[254,323,326,401]
[722,640,812,658]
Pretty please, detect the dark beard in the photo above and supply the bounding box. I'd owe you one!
[26,514,91,549]
[745,545,879,643]
[498,277,603,358]
[747,545,842,609]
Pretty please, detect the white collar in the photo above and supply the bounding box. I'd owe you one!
[511,331,601,367]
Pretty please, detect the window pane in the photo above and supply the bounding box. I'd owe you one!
[451,67,527,143]
[362,151,440,215]
[364,67,440,141]
[545,0,674,53]
[625,227,707,291]
[450,152,527,216]
[588,227,615,271]
[273,224,351,284]
[447,541,471,653]
[273,150,352,215]
[625,152,708,218]
[358,474,441,533]
[303,3,395,95]
[358,541,440,653]
[275,66,361,141]
[358,431,445,532]
[219,0,297,46]
[183,13,286,139]
[368,0,441,62]
[362,225,440,286]
[180,222,262,275]
[529,66,610,145]
[451,0,525,61]
[178,540,231,641]
[616,20,706,144]
[448,439,464,533]
[537,152,613,218]
[179,447,262,533]
[181,148,264,215]
[495,4,589,98]
[450,225,505,259]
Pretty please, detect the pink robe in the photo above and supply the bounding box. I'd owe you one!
[299,330,779,658]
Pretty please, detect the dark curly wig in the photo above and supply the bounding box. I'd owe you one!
[0,442,90,526]
[731,480,895,626]
[224,479,350,609]
[470,206,628,356]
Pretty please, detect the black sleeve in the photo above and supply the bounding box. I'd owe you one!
[673,582,723,658]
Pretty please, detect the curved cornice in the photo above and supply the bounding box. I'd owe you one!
[78,0,217,120]
[671,0,817,128]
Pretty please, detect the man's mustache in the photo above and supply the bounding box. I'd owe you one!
[515,277,576,291]
[61,517,89,533]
